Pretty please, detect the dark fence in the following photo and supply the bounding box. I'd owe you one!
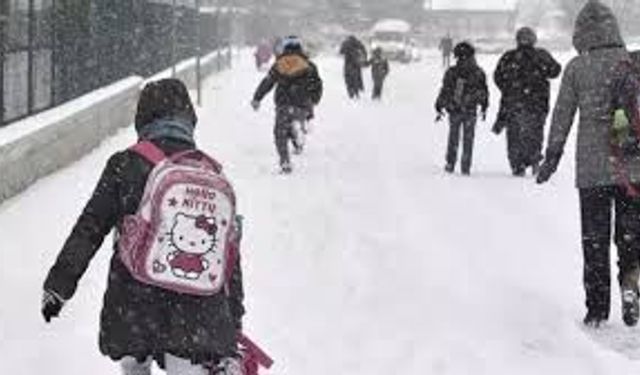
[0,0,234,126]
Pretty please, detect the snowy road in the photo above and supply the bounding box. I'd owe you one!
[2,50,640,374]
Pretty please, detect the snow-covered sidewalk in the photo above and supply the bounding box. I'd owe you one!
[2,51,640,374]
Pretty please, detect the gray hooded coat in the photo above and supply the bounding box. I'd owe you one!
[544,1,636,188]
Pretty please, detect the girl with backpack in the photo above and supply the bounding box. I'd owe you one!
[537,2,640,328]
[41,79,247,374]
[435,42,489,175]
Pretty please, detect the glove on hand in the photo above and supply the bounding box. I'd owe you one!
[536,154,561,184]
[251,100,260,111]
[42,290,65,323]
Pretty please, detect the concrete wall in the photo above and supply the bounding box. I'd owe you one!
[0,50,231,204]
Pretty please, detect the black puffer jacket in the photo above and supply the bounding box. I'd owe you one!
[436,57,489,115]
[44,79,244,365]
[253,51,323,110]
[494,46,561,116]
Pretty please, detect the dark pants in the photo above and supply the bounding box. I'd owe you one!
[442,54,450,68]
[506,109,546,173]
[344,64,364,99]
[579,186,640,319]
[275,106,307,165]
[372,78,385,100]
[446,113,477,173]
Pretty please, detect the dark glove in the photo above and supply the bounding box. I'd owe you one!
[491,121,504,135]
[435,112,444,123]
[536,153,561,184]
[251,100,260,111]
[42,290,65,323]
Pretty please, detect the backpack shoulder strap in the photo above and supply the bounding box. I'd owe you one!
[129,141,166,165]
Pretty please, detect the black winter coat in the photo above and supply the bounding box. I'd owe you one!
[44,138,244,364]
[494,46,561,117]
[340,37,367,89]
[368,56,390,82]
[436,58,489,115]
[253,52,323,110]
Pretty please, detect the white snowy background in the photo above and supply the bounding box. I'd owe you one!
[2,49,640,374]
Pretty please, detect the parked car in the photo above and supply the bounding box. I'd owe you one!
[370,19,414,63]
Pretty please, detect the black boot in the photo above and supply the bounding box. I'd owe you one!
[620,267,640,327]
[444,164,454,173]
[583,311,607,328]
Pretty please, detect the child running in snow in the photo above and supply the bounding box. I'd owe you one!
[251,36,323,174]
[435,41,489,175]
[42,79,246,375]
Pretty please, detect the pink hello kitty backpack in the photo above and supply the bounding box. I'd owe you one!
[118,141,239,296]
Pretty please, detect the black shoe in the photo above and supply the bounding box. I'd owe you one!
[512,168,525,177]
[445,164,454,173]
[280,161,293,174]
[531,163,541,177]
[622,288,639,327]
[461,169,470,176]
[583,312,607,328]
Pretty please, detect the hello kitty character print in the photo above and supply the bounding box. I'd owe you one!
[167,214,218,280]
[118,142,238,296]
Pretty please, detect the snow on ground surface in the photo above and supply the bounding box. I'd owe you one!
[2,50,640,374]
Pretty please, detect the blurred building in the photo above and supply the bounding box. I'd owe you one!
[421,0,517,46]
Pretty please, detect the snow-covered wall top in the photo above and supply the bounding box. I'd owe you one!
[426,0,517,11]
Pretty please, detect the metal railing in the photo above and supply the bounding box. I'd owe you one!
[0,0,236,126]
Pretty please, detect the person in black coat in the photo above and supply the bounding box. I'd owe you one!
[436,42,489,175]
[340,35,367,99]
[252,36,323,174]
[367,47,390,100]
[42,79,245,374]
[493,27,561,176]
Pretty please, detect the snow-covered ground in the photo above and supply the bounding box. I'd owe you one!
[2,50,640,374]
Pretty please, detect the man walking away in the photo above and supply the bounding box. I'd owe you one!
[340,35,368,99]
[494,27,561,176]
[439,34,454,68]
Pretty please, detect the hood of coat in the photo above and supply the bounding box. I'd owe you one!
[135,78,197,133]
[275,53,311,77]
[573,1,624,53]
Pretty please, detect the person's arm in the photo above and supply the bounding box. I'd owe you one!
[478,69,489,114]
[44,152,126,300]
[307,63,323,106]
[253,67,278,103]
[540,59,579,179]
[493,53,512,91]
[436,69,455,114]
[228,252,245,331]
[536,49,562,79]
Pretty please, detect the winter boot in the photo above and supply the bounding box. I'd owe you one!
[583,311,607,328]
[512,167,525,177]
[444,164,454,174]
[620,267,640,327]
[280,161,293,174]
